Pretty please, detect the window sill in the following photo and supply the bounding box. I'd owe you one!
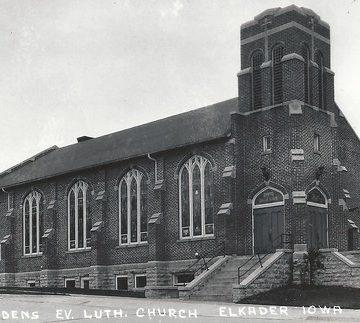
[261,150,272,155]
[314,151,321,155]
[66,247,92,254]
[22,252,43,258]
[177,236,215,243]
[116,243,148,249]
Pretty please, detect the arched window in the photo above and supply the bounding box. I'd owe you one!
[302,44,311,104]
[119,169,147,244]
[23,191,43,255]
[179,155,214,239]
[251,50,264,110]
[68,180,91,250]
[315,51,325,109]
[272,45,284,105]
[307,187,327,208]
[253,187,284,208]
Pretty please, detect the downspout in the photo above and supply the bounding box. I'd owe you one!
[147,153,158,184]
[1,188,10,211]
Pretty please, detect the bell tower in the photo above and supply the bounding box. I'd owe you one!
[237,5,334,113]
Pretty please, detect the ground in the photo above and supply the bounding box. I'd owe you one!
[0,293,359,322]
[241,285,360,309]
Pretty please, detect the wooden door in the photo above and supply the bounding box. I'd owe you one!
[306,206,328,250]
[254,206,284,254]
[348,228,355,251]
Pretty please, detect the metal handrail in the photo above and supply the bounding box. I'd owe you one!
[193,241,226,276]
[181,241,226,275]
[237,253,268,284]
[237,233,292,284]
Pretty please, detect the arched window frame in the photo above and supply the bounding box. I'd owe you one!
[251,50,264,110]
[118,169,147,245]
[271,44,284,105]
[302,43,311,104]
[23,191,43,255]
[179,155,214,239]
[252,186,285,209]
[306,187,328,208]
[67,180,90,250]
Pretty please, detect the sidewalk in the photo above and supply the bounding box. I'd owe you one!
[1,293,360,322]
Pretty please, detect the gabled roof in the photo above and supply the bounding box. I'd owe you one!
[0,98,238,188]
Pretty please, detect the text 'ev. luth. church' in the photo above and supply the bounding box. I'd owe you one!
[1,5,360,301]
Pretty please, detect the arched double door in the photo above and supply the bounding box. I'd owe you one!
[253,187,285,254]
[306,187,328,249]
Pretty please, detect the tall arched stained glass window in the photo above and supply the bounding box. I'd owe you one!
[179,155,214,239]
[68,181,90,250]
[120,180,128,244]
[204,162,214,235]
[119,169,147,244]
[251,50,264,110]
[272,45,284,105]
[23,191,43,255]
[181,167,190,237]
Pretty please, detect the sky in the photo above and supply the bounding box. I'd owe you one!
[0,0,359,171]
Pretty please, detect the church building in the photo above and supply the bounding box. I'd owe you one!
[1,5,360,299]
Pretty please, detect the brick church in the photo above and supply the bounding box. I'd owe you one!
[1,5,360,298]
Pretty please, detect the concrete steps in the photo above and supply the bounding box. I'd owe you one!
[340,251,360,264]
[188,254,272,302]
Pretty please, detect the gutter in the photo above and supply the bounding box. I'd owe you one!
[1,188,11,211]
[147,154,159,184]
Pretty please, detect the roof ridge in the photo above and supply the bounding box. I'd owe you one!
[60,97,238,150]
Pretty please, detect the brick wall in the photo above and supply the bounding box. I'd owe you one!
[0,138,232,275]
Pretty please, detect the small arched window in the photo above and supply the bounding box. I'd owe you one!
[307,187,327,208]
[23,191,43,255]
[272,45,284,105]
[251,50,264,110]
[119,169,147,244]
[302,44,311,104]
[253,187,284,208]
[315,51,325,109]
[68,180,91,250]
[179,155,214,239]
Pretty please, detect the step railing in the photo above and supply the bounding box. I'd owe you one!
[180,241,226,277]
[237,233,292,284]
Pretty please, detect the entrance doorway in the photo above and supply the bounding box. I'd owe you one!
[253,187,285,254]
[306,187,328,250]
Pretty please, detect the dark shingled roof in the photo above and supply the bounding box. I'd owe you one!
[0,98,238,188]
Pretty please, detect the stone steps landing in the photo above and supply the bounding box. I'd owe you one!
[340,251,360,264]
[188,254,272,302]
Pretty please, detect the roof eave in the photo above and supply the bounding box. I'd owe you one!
[0,133,231,190]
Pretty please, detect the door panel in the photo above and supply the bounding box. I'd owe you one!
[254,206,284,253]
[348,229,354,251]
[306,206,328,249]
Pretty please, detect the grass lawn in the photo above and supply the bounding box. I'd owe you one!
[240,285,360,309]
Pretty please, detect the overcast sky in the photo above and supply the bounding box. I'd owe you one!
[0,0,359,171]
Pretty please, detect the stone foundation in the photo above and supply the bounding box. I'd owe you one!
[233,250,293,302]
[0,258,198,296]
[313,249,360,287]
